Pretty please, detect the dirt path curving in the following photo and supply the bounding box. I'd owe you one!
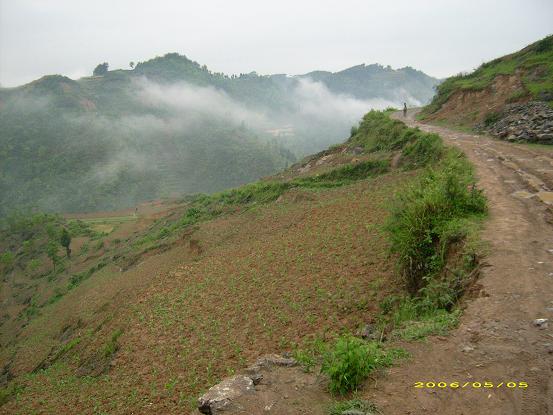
[366,111,553,414]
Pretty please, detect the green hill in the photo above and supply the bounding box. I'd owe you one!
[0,53,439,216]
[420,34,553,125]
[0,110,485,413]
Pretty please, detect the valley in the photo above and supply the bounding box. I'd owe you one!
[0,15,552,415]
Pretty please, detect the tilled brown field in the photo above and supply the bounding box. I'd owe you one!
[4,172,414,414]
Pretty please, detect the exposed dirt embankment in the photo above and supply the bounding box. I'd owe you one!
[424,74,528,126]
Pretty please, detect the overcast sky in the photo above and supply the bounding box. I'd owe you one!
[0,0,552,87]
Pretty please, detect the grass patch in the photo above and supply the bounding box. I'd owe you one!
[376,125,487,340]
[399,132,443,169]
[0,382,24,406]
[103,328,123,358]
[385,149,486,295]
[321,335,406,395]
[293,337,328,373]
[385,299,461,341]
[350,111,421,152]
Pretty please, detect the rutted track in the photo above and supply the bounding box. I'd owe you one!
[366,111,553,414]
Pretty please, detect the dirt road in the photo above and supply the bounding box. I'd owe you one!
[367,111,553,414]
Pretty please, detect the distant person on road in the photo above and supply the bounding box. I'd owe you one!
[403,102,407,118]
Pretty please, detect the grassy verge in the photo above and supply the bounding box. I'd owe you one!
[321,335,407,395]
[378,147,486,339]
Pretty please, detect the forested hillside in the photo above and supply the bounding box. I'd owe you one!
[0,53,439,215]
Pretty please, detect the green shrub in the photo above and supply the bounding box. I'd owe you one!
[400,133,443,169]
[483,111,501,127]
[350,111,413,151]
[103,329,123,358]
[93,240,104,251]
[535,36,553,53]
[321,335,404,394]
[385,150,486,294]
[0,251,15,269]
[0,382,24,406]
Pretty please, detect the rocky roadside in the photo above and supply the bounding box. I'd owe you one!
[478,101,553,143]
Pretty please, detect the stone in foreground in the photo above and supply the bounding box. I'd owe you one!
[198,375,255,414]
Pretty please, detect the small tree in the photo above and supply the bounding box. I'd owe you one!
[60,228,71,258]
[129,61,135,69]
[93,62,109,76]
[46,240,60,271]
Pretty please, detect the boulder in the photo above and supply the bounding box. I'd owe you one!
[198,375,255,414]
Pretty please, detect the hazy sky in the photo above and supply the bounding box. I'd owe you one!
[0,0,552,87]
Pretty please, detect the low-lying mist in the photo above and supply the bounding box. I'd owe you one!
[0,69,425,215]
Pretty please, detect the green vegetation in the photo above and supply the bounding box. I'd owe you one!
[93,62,109,76]
[350,110,444,168]
[422,34,553,116]
[103,329,123,358]
[375,140,485,342]
[483,111,501,127]
[293,337,328,373]
[0,382,24,406]
[400,133,443,169]
[135,159,390,246]
[392,308,460,340]
[0,110,486,413]
[321,335,406,395]
[385,150,486,295]
[0,53,438,216]
[0,210,110,329]
[0,211,84,277]
[350,110,416,151]
[60,228,71,258]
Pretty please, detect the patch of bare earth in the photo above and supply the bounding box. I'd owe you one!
[424,74,528,126]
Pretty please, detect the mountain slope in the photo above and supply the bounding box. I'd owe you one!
[420,34,553,126]
[301,63,438,105]
[0,54,439,216]
[0,110,485,414]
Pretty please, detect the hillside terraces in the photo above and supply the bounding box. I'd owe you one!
[1,112,487,414]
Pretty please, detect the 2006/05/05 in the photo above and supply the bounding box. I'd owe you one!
[414,381,528,389]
